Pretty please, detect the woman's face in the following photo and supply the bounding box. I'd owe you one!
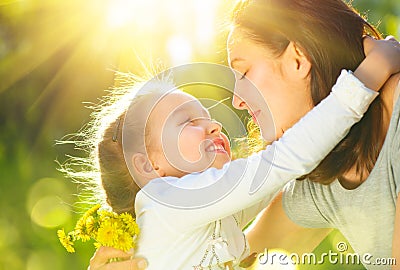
[227,28,314,140]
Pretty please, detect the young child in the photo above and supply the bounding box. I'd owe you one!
[82,44,399,269]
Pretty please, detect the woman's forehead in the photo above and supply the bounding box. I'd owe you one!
[227,28,268,65]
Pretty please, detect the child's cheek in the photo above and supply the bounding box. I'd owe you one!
[178,128,204,162]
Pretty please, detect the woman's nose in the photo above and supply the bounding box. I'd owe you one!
[207,120,222,135]
[232,93,247,110]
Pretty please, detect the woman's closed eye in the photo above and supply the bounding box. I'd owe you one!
[239,71,248,80]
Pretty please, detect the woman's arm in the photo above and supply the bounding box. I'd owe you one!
[245,192,331,255]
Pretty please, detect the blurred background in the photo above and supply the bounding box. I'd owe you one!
[0,0,399,269]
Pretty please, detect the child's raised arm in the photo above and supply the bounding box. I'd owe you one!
[139,71,376,229]
[137,37,400,231]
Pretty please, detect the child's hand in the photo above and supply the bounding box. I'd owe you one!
[365,36,400,75]
[88,246,147,270]
[354,36,400,91]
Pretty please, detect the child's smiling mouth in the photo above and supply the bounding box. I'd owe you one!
[205,138,227,154]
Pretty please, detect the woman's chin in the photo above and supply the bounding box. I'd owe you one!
[260,128,278,142]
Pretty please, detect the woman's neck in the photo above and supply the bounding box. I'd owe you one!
[339,73,400,189]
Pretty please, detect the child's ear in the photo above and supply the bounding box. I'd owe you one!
[131,153,164,186]
[286,41,311,79]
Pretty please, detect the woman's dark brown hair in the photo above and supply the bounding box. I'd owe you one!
[233,0,384,184]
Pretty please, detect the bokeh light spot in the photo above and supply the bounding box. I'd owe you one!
[30,196,71,228]
[27,177,72,213]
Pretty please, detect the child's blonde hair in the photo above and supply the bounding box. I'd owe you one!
[60,74,176,217]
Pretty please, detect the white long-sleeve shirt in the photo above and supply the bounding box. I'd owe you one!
[134,70,379,270]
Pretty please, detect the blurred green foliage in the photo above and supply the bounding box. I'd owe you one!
[0,0,398,269]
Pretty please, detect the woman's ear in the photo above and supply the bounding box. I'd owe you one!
[286,41,312,79]
[131,153,164,186]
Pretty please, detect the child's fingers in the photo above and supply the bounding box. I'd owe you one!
[102,259,148,270]
[362,35,376,56]
[89,246,131,268]
[385,36,400,48]
[362,35,400,57]
[385,35,397,42]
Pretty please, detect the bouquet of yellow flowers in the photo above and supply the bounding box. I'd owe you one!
[57,204,140,253]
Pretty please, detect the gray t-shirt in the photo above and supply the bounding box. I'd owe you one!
[283,88,400,269]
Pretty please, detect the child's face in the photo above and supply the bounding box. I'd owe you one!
[147,91,231,178]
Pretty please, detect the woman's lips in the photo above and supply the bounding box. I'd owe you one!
[249,110,261,123]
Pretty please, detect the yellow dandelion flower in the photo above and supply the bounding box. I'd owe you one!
[75,215,86,231]
[85,215,96,236]
[130,220,140,236]
[57,205,139,254]
[74,225,86,241]
[119,213,133,223]
[119,213,139,236]
[84,204,101,218]
[93,241,102,250]
[75,229,91,242]
[98,210,117,220]
[96,220,120,247]
[74,219,90,242]
[74,205,101,242]
[115,231,135,252]
[57,229,75,253]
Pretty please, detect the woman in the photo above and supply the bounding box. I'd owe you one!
[89,0,400,269]
[228,0,400,268]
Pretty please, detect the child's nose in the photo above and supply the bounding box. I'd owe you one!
[206,120,222,135]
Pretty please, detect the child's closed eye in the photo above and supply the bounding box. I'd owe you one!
[179,118,195,126]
